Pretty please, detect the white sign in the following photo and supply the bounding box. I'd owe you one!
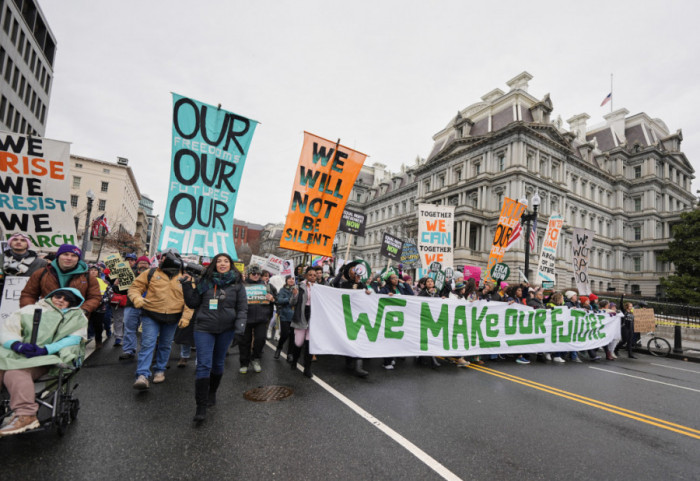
[309,285,621,357]
[263,254,285,275]
[0,276,29,321]
[280,259,295,277]
[572,228,594,296]
[249,255,267,268]
[536,213,563,285]
[418,204,455,270]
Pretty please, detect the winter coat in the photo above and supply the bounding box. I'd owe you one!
[20,261,102,314]
[0,295,88,371]
[527,297,546,309]
[1,249,47,277]
[182,274,247,335]
[380,283,412,296]
[244,278,276,325]
[291,280,312,330]
[418,288,440,297]
[276,285,296,323]
[128,268,193,324]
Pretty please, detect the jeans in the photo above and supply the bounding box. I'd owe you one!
[180,344,192,359]
[240,322,267,367]
[121,307,142,355]
[135,315,178,379]
[193,330,236,379]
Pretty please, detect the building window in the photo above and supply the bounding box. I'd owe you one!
[103,168,110,174]
[75,163,82,168]
[72,176,81,188]
[70,195,78,207]
[455,168,462,181]
[98,199,106,211]
[101,181,109,192]
[633,226,641,241]
[633,197,642,211]
[634,166,641,178]
[633,257,641,272]
[474,162,481,175]
[498,155,505,171]
[235,227,239,238]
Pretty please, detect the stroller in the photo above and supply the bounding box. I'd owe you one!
[0,308,82,437]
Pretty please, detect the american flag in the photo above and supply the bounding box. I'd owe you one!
[91,214,110,237]
[600,92,612,107]
[529,217,537,251]
[505,222,521,251]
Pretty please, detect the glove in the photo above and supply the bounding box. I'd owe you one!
[10,341,28,354]
[178,318,190,328]
[24,346,48,358]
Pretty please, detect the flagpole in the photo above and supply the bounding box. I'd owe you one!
[610,73,613,113]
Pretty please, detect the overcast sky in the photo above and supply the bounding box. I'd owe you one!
[40,0,700,225]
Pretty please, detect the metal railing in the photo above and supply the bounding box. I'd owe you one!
[600,295,700,328]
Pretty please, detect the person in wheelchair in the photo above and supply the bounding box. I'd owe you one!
[0,288,88,436]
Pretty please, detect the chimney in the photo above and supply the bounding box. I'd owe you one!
[506,71,533,92]
[603,108,630,145]
[566,113,591,142]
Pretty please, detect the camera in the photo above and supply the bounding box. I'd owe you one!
[161,250,205,276]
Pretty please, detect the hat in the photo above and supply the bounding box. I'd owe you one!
[137,256,150,264]
[580,296,589,303]
[454,281,465,290]
[6,233,34,249]
[48,288,83,307]
[56,244,82,260]
[402,274,412,282]
[588,294,598,301]
[500,282,509,290]
[88,264,101,271]
[247,264,262,276]
[564,290,577,299]
[125,253,137,260]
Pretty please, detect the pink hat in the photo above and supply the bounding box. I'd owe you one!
[500,281,509,289]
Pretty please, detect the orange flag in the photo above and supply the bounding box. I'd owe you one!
[279,132,367,256]
[484,197,527,283]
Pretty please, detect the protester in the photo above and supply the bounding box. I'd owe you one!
[335,261,372,377]
[128,249,193,390]
[275,275,297,360]
[181,253,247,422]
[617,300,637,359]
[87,264,113,349]
[240,265,275,374]
[289,266,316,378]
[20,244,102,316]
[1,233,47,284]
[117,256,150,360]
[0,288,88,436]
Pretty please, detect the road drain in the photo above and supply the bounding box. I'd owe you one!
[244,385,293,402]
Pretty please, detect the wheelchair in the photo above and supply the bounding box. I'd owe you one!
[1,363,81,437]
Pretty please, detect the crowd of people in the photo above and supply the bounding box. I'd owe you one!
[0,235,639,434]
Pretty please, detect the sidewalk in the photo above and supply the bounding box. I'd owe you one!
[638,328,700,363]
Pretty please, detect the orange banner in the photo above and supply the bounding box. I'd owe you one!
[485,197,527,283]
[279,132,367,256]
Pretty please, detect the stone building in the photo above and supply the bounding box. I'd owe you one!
[332,72,695,297]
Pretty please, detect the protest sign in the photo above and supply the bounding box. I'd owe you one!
[280,132,367,256]
[634,308,656,333]
[536,213,563,286]
[572,228,594,295]
[280,259,294,277]
[485,197,526,283]
[462,265,482,284]
[491,263,510,282]
[380,233,403,261]
[104,253,123,274]
[400,240,421,267]
[104,253,135,289]
[263,255,285,275]
[0,133,76,250]
[234,262,245,274]
[245,284,269,304]
[249,255,266,268]
[338,208,366,236]
[309,285,622,357]
[0,276,29,321]
[159,94,258,258]
[418,204,454,269]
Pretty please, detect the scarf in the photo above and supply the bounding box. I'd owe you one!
[197,271,237,293]
[3,250,37,275]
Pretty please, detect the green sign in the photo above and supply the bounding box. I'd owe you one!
[491,262,510,282]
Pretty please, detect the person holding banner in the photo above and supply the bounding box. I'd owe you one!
[240,266,276,374]
[336,261,372,378]
[180,253,247,423]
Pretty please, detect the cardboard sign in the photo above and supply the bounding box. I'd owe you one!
[380,233,403,261]
[485,197,526,283]
[159,94,259,258]
[104,253,135,289]
[536,213,563,285]
[263,255,285,275]
[418,204,454,269]
[245,284,269,304]
[280,132,367,256]
[338,208,366,236]
[572,228,594,296]
[634,308,656,333]
[0,276,29,321]
[0,133,76,250]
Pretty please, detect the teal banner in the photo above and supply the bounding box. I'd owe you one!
[160,94,258,258]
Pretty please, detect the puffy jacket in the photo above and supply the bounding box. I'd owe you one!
[182,275,247,335]
[277,285,296,323]
[20,262,102,314]
[128,268,193,324]
[244,278,276,325]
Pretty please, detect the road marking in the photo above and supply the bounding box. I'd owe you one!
[469,364,700,440]
[265,341,463,481]
[651,363,700,375]
[589,366,700,393]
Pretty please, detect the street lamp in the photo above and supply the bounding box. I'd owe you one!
[520,192,540,281]
[81,189,95,257]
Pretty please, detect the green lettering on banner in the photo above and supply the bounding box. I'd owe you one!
[486,314,500,339]
[384,310,405,339]
[506,338,546,347]
[534,310,547,334]
[519,310,534,335]
[420,303,450,351]
[505,309,518,335]
[452,306,469,350]
[470,306,500,349]
[571,310,586,342]
[342,294,406,342]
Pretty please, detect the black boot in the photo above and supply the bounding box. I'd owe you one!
[354,359,368,378]
[302,341,313,378]
[290,343,300,370]
[193,378,209,422]
[208,373,222,407]
[274,343,283,360]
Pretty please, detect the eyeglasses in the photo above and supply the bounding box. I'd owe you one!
[250,272,260,276]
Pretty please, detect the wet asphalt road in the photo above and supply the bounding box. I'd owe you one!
[2,319,699,480]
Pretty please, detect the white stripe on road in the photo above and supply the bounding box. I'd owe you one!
[650,363,700,375]
[266,342,462,481]
[589,366,700,393]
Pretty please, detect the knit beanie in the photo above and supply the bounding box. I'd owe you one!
[137,256,151,264]
[56,244,83,259]
[564,290,577,299]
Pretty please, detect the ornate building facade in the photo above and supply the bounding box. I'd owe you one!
[331,72,695,297]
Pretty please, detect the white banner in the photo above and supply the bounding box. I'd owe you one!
[572,228,594,296]
[418,204,454,270]
[309,285,621,357]
[536,213,563,285]
[0,132,76,250]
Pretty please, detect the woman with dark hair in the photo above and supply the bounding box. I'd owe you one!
[181,253,247,423]
[275,275,297,360]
